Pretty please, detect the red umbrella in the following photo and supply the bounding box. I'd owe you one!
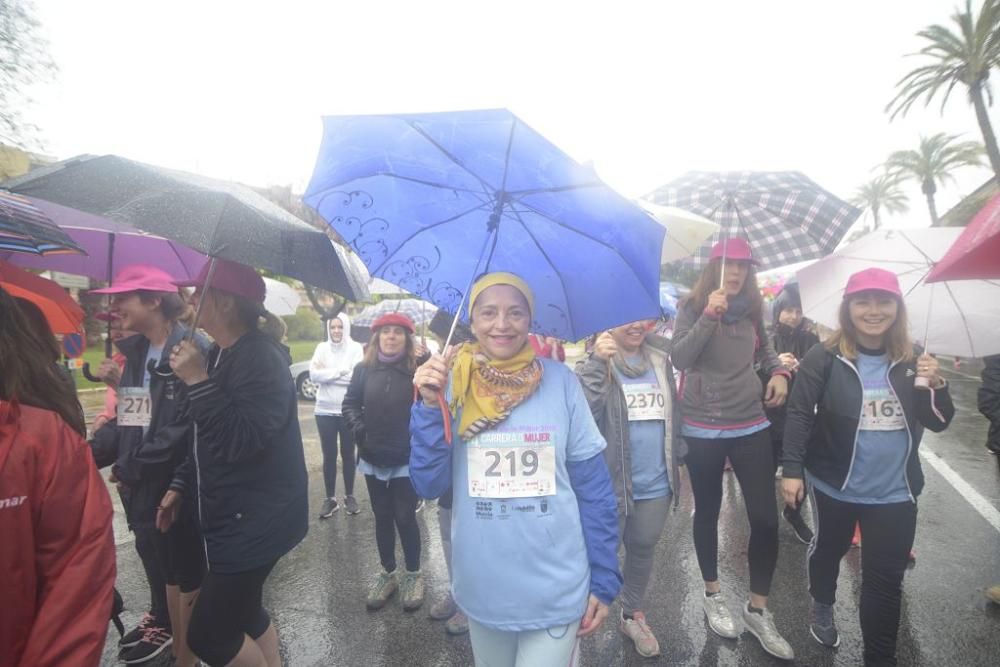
[927,193,1000,282]
[0,261,85,335]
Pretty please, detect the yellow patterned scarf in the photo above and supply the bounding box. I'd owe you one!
[450,341,544,440]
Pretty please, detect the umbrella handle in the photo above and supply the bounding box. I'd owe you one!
[437,392,453,445]
[81,362,103,383]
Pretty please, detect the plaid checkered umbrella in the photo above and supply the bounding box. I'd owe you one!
[647,171,860,270]
[353,297,439,328]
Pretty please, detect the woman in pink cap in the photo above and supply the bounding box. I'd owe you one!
[88,264,207,667]
[342,311,429,613]
[781,268,953,665]
[671,238,794,660]
[165,258,308,667]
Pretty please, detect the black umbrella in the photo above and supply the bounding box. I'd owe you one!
[5,155,368,301]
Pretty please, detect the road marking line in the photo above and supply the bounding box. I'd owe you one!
[919,449,1000,534]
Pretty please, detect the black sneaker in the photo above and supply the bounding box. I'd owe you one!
[118,613,156,649]
[121,626,172,664]
[318,497,339,519]
[783,505,814,544]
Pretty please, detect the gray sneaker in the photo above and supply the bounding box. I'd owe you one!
[344,495,360,515]
[742,603,795,660]
[365,571,398,610]
[810,600,840,648]
[445,610,469,636]
[702,592,738,639]
[429,593,457,621]
[318,497,338,519]
[400,570,425,611]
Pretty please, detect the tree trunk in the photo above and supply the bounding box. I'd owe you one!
[924,190,939,226]
[971,83,1000,184]
[872,204,881,230]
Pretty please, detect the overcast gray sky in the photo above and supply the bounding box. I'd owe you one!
[29,0,994,230]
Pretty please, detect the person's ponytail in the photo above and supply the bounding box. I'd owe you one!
[259,311,287,343]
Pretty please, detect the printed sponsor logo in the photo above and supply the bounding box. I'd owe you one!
[0,495,27,509]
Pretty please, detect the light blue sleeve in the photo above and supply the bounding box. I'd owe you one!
[560,364,608,462]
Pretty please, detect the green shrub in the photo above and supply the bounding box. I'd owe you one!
[282,308,324,341]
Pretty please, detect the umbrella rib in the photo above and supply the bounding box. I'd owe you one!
[508,208,577,339]
[508,182,605,197]
[511,198,661,307]
[369,202,493,276]
[383,173,484,195]
[404,120,497,197]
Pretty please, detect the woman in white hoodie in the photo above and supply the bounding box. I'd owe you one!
[311,313,365,518]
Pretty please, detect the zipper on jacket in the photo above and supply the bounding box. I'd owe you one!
[886,360,916,503]
[193,422,210,571]
[617,378,629,518]
[838,356,865,493]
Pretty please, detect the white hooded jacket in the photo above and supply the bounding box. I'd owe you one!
[310,313,364,415]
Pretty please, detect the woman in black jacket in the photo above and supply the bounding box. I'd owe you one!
[342,312,426,613]
[165,259,308,667]
[782,268,954,666]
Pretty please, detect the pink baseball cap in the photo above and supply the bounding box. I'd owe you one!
[709,237,759,265]
[91,264,179,294]
[843,268,902,298]
[175,258,266,305]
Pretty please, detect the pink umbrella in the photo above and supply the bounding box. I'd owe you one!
[927,192,1000,282]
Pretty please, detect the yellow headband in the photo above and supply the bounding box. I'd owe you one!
[468,271,534,318]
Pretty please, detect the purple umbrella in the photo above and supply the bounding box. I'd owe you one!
[0,197,208,379]
[1,197,207,281]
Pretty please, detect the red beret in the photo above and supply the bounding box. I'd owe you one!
[371,312,415,334]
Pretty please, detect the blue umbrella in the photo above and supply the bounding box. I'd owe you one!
[304,109,664,342]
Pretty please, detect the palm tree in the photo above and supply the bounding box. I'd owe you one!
[886,0,1000,182]
[850,174,910,230]
[885,133,985,225]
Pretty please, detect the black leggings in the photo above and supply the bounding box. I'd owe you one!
[316,414,356,497]
[684,429,779,596]
[132,521,171,630]
[187,560,276,667]
[808,487,917,667]
[365,475,421,572]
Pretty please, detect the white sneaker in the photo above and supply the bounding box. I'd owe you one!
[702,592,738,639]
[742,603,795,660]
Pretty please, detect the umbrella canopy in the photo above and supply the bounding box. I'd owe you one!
[4,154,368,300]
[263,277,301,316]
[1,197,207,281]
[639,201,721,263]
[927,192,1000,282]
[304,109,664,340]
[648,171,861,270]
[0,190,86,256]
[797,228,1000,358]
[0,261,85,334]
[353,298,439,328]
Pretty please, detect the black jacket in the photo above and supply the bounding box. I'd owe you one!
[171,331,308,573]
[342,356,423,468]
[979,355,1000,453]
[89,324,207,526]
[782,343,954,498]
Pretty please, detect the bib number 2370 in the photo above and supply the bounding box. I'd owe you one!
[468,431,556,498]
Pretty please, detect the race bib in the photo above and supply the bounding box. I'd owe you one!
[118,387,152,427]
[622,382,666,421]
[859,387,904,431]
[467,428,556,498]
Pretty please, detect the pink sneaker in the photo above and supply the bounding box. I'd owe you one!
[621,611,660,658]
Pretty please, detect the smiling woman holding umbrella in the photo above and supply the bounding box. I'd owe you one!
[781,268,953,665]
[163,258,308,667]
[410,272,621,667]
[671,238,794,660]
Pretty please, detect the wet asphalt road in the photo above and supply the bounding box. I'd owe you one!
[96,366,1000,666]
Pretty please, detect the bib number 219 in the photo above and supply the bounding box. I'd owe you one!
[484,449,539,477]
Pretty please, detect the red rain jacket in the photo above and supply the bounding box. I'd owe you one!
[0,400,116,667]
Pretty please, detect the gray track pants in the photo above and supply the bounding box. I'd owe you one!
[619,495,670,614]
